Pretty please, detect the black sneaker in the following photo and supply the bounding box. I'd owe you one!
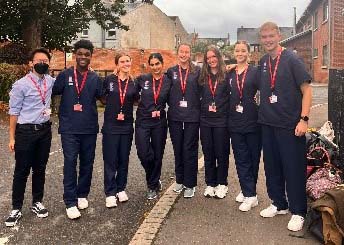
[147,189,157,200]
[5,210,22,227]
[31,202,49,218]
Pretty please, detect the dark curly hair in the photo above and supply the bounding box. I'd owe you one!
[73,40,94,54]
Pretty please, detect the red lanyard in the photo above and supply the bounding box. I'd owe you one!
[153,75,164,106]
[268,47,283,91]
[235,66,248,101]
[208,75,218,100]
[118,78,129,109]
[27,75,47,105]
[74,68,88,99]
[178,65,189,96]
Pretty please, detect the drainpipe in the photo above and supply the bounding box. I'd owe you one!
[328,0,331,70]
[293,7,297,35]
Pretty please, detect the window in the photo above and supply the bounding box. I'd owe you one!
[323,1,329,22]
[81,29,89,38]
[107,23,116,39]
[313,48,318,58]
[314,11,318,30]
[322,45,328,66]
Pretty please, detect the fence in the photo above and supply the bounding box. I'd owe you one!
[328,69,344,163]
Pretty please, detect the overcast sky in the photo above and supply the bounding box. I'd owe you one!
[154,0,310,41]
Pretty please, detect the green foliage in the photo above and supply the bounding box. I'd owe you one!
[192,42,208,54]
[0,0,128,50]
[0,43,30,64]
[0,63,28,102]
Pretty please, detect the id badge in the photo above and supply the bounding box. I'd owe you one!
[74,103,83,112]
[43,108,52,116]
[208,103,217,112]
[152,111,161,118]
[236,104,244,113]
[179,100,188,108]
[269,94,278,104]
[117,112,125,121]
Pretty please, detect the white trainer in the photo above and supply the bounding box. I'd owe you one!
[214,185,228,199]
[77,198,89,210]
[66,206,81,220]
[117,191,129,203]
[260,204,288,218]
[288,215,305,232]
[173,183,184,193]
[203,186,215,197]
[106,196,117,208]
[239,196,258,212]
[235,191,245,203]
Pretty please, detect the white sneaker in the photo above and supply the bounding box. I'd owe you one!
[214,185,228,199]
[66,206,81,220]
[183,187,196,198]
[260,204,288,218]
[106,196,117,208]
[117,191,129,203]
[239,196,258,212]
[235,191,245,203]
[77,198,88,210]
[204,186,215,197]
[173,183,184,193]
[288,215,305,232]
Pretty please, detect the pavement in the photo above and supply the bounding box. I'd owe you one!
[153,94,328,245]
[0,85,329,245]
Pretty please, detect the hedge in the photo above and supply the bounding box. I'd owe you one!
[0,63,28,102]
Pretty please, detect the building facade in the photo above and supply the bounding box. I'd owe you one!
[281,0,344,83]
[71,1,190,50]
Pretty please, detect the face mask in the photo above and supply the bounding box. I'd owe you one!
[34,63,49,74]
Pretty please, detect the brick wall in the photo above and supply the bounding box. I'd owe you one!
[49,48,177,77]
[332,0,344,69]
[283,33,313,75]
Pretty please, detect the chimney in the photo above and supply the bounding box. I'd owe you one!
[293,7,297,35]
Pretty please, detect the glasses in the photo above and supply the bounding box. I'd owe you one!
[33,59,49,63]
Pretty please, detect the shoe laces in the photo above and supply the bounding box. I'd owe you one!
[9,210,20,217]
[290,215,304,222]
[34,202,45,210]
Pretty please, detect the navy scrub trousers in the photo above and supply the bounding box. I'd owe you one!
[135,126,167,190]
[231,131,261,197]
[262,125,307,215]
[103,133,133,196]
[200,126,229,187]
[169,121,199,188]
[61,133,97,208]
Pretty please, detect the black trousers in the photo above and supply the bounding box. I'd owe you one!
[61,134,97,208]
[200,126,230,187]
[12,123,52,210]
[231,131,261,197]
[168,121,199,188]
[262,125,307,215]
[103,133,133,196]
[135,126,167,190]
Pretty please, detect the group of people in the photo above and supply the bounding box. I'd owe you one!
[5,21,312,233]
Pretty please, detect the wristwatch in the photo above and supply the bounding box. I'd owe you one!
[300,116,309,122]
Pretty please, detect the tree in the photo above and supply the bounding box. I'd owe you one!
[0,0,129,51]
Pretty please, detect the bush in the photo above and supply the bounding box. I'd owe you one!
[0,63,28,102]
[0,42,29,64]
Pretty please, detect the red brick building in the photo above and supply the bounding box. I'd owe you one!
[281,0,344,83]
